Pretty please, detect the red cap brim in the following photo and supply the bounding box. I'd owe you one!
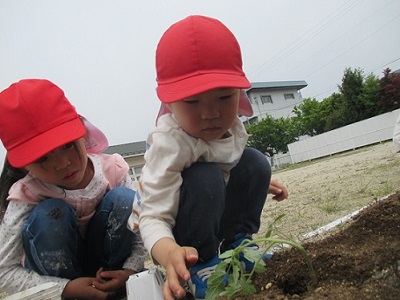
[156,89,253,125]
[7,118,85,168]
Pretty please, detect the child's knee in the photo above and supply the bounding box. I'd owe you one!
[243,148,271,177]
[22,199,76,244]
[28,198,75,223]
[103,186,135,207]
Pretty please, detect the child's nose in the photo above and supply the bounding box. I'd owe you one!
[201,104,219,119]
[53,155,71,170]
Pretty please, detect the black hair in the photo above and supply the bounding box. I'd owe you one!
[0,158,27,220]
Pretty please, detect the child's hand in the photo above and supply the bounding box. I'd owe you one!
[92,267,135,291]
[269,179,288,201]
[163,245,198,300]
[62,277,108,300]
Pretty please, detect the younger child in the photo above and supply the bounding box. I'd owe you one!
[129,15,287,299]
[0,79,146,299]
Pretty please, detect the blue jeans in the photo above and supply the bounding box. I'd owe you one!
[173,147,271,261]
[22,186,135,279]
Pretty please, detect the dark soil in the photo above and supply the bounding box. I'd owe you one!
[229,191,400,300]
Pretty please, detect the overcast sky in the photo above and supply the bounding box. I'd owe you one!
[1,0,400,166]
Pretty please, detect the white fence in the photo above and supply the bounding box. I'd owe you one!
[286,109,400,164]
[271,152,292,169]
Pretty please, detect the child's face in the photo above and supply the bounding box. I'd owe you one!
[24,138,91,190]
[168,88,240,141]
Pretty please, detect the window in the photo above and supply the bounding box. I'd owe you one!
[260,95,273,104]
[284,93,295,100]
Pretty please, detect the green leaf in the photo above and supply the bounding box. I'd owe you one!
[205,282,224,300]
[239,276,256,296]
[243,249,265,265]
[219,249,234,259]
[206,267,228,300]
[219,284,240,298]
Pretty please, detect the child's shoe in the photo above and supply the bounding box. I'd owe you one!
[188,254,222,299]
[229,233,272,272]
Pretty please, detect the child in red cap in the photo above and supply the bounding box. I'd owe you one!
[0,79,146,299]
[129,15,287,299]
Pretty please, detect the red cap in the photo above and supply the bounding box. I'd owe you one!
[156,15,252,104]
[0,79,107,168]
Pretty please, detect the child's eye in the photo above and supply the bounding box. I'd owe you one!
[63,142,75,150]
[220,93,235,101]
[183,100,199,105]
[35,156,48,164]
[219,89,238,100]
[220,94,232,100]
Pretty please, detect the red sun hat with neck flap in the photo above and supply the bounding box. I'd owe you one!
[0,79,108,168]
[155,15,253,119]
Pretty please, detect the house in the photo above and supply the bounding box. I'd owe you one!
[103,141,146,181]
[105,80,308,179]
[243,81,308,122]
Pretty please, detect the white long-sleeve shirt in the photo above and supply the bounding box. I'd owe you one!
[129,114,248,255]
[0,153,146,296]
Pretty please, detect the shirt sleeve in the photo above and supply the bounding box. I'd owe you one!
[138,129,194,254]
[97,153,131,188]
[0,200,69,296]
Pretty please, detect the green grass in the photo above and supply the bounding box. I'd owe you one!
[374,181,395,198]
[316,189,343,214]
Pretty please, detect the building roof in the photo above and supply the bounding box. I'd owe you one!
[246,80,308,92]
[104,141,146,157]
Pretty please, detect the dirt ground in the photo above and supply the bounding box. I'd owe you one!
[227,190,399,300]
[223,141,400,300]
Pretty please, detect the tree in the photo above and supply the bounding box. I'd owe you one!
[339,67,365,124]
[360,73,382,118]
[292,98,327,136]
[323,93,347,132]
[246,115,298,157]
[379,68,400,112]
